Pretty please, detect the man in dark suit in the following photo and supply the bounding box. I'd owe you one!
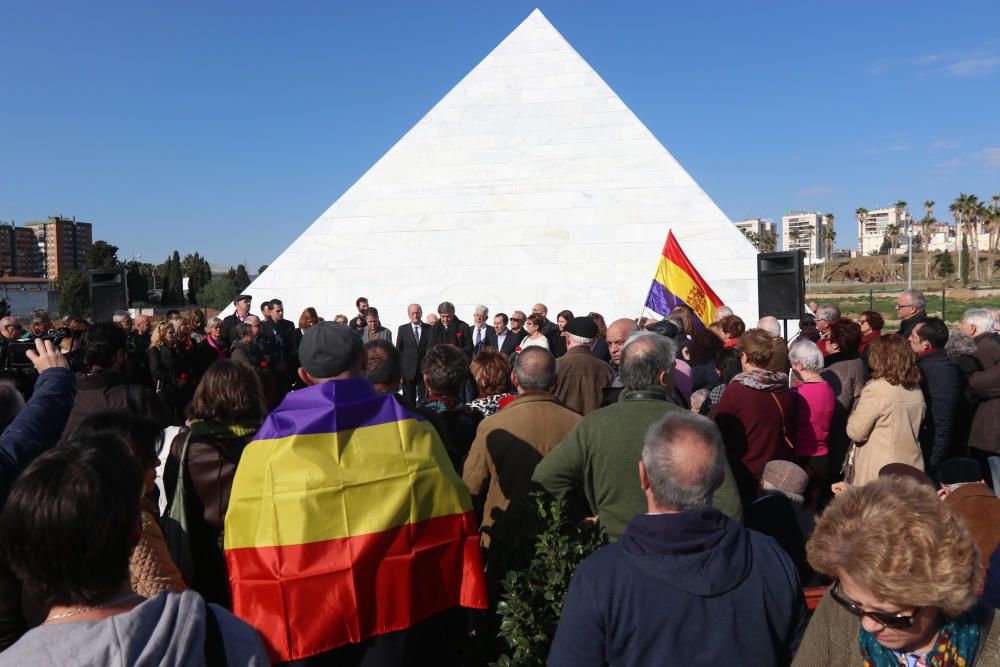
[427,301,474,359]
[396,303,431,404]
[470,305,498,356]
[495,313,521,356]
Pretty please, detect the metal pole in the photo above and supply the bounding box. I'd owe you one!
[941,288,946,320]
[869,289,873,311]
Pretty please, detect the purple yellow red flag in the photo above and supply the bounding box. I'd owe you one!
[224,377,488,662]
[644,230,724,327]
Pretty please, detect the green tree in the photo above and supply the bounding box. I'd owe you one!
[935,251,955,282]
[234,264,251,291]
[125,261,152,305]
[199,275,241,310]
[961,235,971,286]
[85,240,120,269]
[158,251,185,306]
[58,271,91,316]
[493,494,609,666]
[182,252,212,305]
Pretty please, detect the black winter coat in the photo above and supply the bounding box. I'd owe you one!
[917,350,963,474]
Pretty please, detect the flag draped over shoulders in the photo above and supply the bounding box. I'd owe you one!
[644,230,724,327]
[224,377,487,662]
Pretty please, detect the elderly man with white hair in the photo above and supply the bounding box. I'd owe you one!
[714,305,734,323]
[895,288,928,338]
[469,304,496,354]
[757,316,790,374]
[964,308,1000,478]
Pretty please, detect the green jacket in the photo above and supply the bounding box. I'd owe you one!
[531,386,743,540]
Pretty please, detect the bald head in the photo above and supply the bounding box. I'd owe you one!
[641,412,725,512]
[756,316,781,337]
[606,318,640,365]
[531,303,548,318]
[513,346,557,392]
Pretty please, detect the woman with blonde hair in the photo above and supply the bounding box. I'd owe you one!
[148,321,185,419]
[794,475,999,665]
[843,335,925,487]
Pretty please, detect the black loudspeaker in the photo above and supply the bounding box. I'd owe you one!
[89,268,128,321]
[757,251,805,320]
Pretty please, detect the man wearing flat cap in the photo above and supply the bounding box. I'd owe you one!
[553,316,613,416]
[221,294,253,348]
[223,322,487,663]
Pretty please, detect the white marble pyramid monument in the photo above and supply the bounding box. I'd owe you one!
[235,9,758,327]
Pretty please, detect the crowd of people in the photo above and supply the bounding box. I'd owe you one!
[0,290,998,665]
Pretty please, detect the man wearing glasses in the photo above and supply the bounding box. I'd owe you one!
[508,310,528,344]
[895,289,928,338]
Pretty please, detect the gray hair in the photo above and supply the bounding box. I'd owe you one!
[690,388,710,412]
[206,316,223,330]
[900,289,926,310]
[963,308,994,336]
[642,411,725,510]
[715,306,734,320]
[233,322,253,339]
[513,346,557,391]
[437,301,456,316]
[475,304,489,318]
[945,330,979,357]
[30,309,50,325]
[757,316,781,337]
[566,332,594,346]
[112,310,131,324]
[620,332,676,390]
[985,306,1000,331]
[244,315,260,326]
[788,338,824,373]
[815,303,840,322]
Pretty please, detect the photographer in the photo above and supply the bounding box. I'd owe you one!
[17,309,52,341]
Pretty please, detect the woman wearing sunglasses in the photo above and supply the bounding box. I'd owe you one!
[794,475,999,665]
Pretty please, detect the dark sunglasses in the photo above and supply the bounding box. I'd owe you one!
[510,318,522,323]
[830,581,919,630]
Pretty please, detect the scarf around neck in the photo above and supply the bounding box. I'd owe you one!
[859,609,979,667]
[733,368,788,392]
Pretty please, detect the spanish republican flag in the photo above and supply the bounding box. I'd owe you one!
[224,377,488,662]
[644,230,724,327]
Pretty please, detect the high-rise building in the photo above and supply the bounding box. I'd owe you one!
[25,216,93,280]
[781,211,825,259]
[0,222,45,277]
[857,207,911,256]
[734,218,777,251]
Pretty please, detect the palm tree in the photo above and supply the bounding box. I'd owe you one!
[856,207,868,252]
[922,200,935,282]
[972,199,986,281]
[886,223,900,256]
[762,230,778,252]
[821,218,837,281]
[986,199,1000,286]
[951,194,971,283]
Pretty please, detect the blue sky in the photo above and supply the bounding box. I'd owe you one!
[2,1,998,271]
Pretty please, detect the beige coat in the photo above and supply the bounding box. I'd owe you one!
[462,392,582,547]
[846,379,925,486]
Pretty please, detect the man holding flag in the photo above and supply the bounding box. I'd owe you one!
[224,322,488,664]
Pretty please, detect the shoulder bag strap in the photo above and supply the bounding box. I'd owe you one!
[770,392,795,450]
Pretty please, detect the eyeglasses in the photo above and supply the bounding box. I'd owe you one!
[510,318,522,323]
[829,581,919,630]
[894,303,913,310]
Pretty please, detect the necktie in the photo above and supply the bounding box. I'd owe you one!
[414,325,420,343]
[476,328,482,347]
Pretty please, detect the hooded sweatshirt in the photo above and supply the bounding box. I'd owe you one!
[0,590,268,666]
[548,508,806,666]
